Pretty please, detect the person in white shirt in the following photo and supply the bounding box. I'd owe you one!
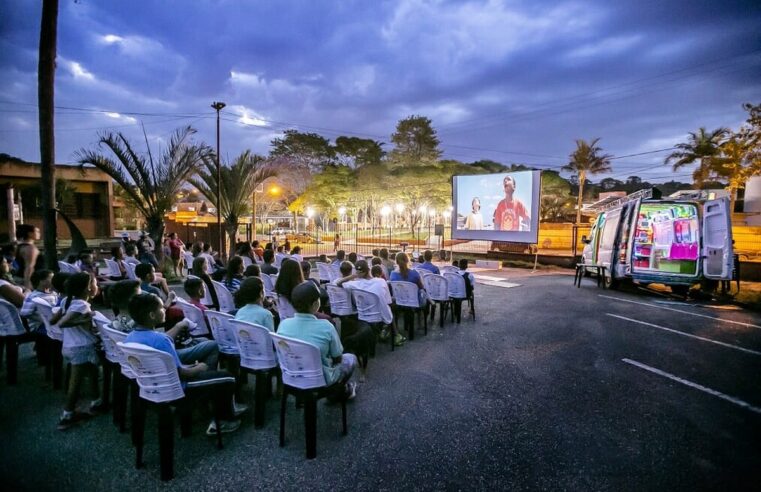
[124,244,141,265]
[19,269,57,335]
[50,272,103,430]
[336,260,393,326]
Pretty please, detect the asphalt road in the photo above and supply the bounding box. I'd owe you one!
[1,271,759,491]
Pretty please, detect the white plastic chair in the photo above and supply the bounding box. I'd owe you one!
[326,284,356,317]
[275,253,289,269]
[58,261,80,273]
[443,272,471,323]
[329,264,342,283]
[270,332,348,459]
[316,262,332,284]
[441,265,460,274]
[101,324,136,433]
[231,319,277,428]
[104,258,123,278]
[117,341,194,481]
[29,298,64,388]
[241,256,253,268]
[261,274,277,298]
[350,288,390,354]
[174,298,210,337]
[211,280,236,313]
[204,311,239,355]
[0,299,29,385]
[183,251,195,276]
[125,262,138,281]
[276,296,296,320]
[418,268,434,278]
[389,281,427,338]
[423,274,450,328]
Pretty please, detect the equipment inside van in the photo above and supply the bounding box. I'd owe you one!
[581,189,733,289]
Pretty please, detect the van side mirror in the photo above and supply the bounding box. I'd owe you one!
[581,235,591,245]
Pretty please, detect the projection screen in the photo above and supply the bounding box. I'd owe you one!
[451,170,542,244]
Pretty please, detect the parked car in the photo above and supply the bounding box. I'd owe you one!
[271,228,294,241]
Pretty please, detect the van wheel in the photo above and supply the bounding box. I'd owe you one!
[671,285,689,297]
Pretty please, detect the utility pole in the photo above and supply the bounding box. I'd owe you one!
[211,101,225,257]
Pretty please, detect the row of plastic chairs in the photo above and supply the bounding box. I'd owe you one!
[99,312,345,478]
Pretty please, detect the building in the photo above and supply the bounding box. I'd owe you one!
[0,158,115,242]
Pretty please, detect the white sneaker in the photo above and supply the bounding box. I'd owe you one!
[346,382,357,401]
[233,401,249,417]
[206,419,241,436]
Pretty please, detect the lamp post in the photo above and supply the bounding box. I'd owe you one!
[211,101,226,257]
[428,209,436,248]
[338,206,346,238]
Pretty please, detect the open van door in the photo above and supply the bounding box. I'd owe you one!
[702,198,733,279]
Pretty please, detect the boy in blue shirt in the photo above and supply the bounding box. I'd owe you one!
[125,293,245,435]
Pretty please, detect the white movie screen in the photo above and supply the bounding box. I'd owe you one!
[452,170,542,243]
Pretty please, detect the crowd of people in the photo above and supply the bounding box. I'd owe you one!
[1,225,476,441]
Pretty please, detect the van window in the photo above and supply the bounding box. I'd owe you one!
[632,203,698,275]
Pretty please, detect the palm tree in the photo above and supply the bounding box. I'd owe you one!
[713,136,757,213]
[562,138,613,224]
[665,127,729,187]
[189,150,277,257]
[76,126,212,251]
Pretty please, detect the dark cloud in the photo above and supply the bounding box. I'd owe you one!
[1,0,759,180]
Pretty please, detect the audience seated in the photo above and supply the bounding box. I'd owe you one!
[184,277,208,312]
[110,246,128,281]
[336,260,398,345]
[290,246,303,263]
[109,280,140,332]
[233,277,274,332]
[191,257,220,310]
[419,250,440,274]
[124,293,242,435]
[371,257,387,280]
[135,263,183,328]
[332,250,346,266]
[276,282,357,400]
[224,256,245,294]
[348,252,358,265]
[252,240,264,261]
[124,244,140,265]
[243,264,261,278]
[0,257,24,307]
[331,261,354,286]
[20,269,57,335]
[261,249,278,275]
[379,248,395,274]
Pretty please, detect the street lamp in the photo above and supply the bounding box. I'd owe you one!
[211,101,226,257]
[417,205,427,253]
[338,206,346,236]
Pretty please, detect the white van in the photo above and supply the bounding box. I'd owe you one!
[581,193,733,292]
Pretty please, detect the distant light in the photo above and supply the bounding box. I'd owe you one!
[381,205,391,217]
[429,209,436,217]
[338,206,346,215]
[395,203,405,213]
[306,207,314,218]
[418,205,427,214]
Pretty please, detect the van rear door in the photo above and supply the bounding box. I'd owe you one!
[702,198,733,280]
[597,208,622,271]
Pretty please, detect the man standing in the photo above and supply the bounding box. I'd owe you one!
[493,175,530,231]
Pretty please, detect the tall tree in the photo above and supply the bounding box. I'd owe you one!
[270,130,335,172]
[334,136,384,168]
[665,127,729,187]
[38,0,58,269]
[389,115,442,168]
[562,138,613,224]
[190,150,277,256]
[76,126,212,250]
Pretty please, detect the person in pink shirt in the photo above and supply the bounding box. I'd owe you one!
[184,277,208,311]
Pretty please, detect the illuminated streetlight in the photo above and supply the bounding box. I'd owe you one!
[380,205,391,217]
[395,203,405,214]
[338,206,346,216]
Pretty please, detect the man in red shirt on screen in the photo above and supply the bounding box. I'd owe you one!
[493,175,530,231]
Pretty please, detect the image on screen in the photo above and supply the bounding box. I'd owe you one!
[451,170,542,243]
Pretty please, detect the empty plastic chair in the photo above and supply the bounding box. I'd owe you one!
[326,284,356,317]
[388,281,427,339]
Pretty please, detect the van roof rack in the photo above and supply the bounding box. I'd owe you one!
[586,188,653,213]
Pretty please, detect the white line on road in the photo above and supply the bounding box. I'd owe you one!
[473,275,506,282]
[607,314,761,356]
[478,281,521,288]
[621,358,761,415]
[600,294,761,330]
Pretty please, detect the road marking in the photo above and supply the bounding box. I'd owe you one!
[607,314,761,356]
[478,281,521,288]
[600,294,761,329]
[621,358,761,415]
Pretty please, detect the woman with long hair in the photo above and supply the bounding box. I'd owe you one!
[224,256,245,293]
[191,256,219,310]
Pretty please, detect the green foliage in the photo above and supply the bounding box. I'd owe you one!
[270,130,335,171]
[562,138,613,223]
[388,115,442,168]
[76,126,212,246]
[468,159,509,173]
[189,150,277,254]
[334,136,384,168]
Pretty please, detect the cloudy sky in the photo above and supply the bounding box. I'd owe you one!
[1,0,760,183]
